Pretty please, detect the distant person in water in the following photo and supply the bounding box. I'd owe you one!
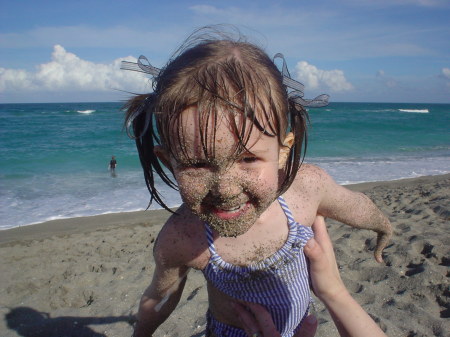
[109,156,117,177]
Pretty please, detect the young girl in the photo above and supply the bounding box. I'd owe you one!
[122,27,392,337]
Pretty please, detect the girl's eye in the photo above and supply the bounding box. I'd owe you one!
[192,162,208,168]
[241,157,258,164]
[177,161,208,170]
[183,161,209,169]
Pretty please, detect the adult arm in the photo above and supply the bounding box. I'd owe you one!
[304,216,387,337]
[234,216,386,337]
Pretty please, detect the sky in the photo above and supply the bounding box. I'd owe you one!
[1,0,449,103]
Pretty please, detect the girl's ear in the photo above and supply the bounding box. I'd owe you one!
[154,146,172,170]
[278,132,295,169]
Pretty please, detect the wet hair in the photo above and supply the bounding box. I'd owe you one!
[124,27,309,212]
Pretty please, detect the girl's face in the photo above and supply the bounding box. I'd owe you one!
[157,107,291,237]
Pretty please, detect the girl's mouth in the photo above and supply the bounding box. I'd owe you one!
[212,202,250,220]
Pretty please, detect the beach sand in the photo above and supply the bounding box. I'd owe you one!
[1,174,449,337]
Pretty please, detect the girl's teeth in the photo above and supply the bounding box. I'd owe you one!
[222,204,243,212]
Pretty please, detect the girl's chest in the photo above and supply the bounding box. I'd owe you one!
[208,199,315,267]
[188,194,319,270]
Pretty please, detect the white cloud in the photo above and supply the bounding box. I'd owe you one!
[189,5,225,15]
[396,0,448,7]
[0,45,152,94]
[346,0,449,7]
[442,68,450,92]
[294,61,353,92]
[442,67,450,79]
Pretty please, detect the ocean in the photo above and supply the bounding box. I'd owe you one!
[1,102,449,230]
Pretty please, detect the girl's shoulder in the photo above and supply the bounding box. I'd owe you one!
[291,163,332,190]
[285,164,336,202]
[154,204,209,269]
[283,164,336,226]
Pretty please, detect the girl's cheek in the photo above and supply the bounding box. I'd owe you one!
[176,170,212,202]
[241,167,275,191]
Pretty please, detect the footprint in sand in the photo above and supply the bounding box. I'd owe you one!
[404,262,425,277]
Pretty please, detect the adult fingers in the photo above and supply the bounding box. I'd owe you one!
[294,315,318,337]
[304,216,345,300]
[312,216,339,267]
[311,216,333,250]
[233,302,264,337]
[304,216,332,264]
[240,302,280,336]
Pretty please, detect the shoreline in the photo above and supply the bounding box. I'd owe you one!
[1,173,449,245]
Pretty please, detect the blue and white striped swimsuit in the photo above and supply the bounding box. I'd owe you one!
[202,196,314,337]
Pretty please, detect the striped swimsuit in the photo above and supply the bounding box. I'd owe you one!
[202,196,314,337]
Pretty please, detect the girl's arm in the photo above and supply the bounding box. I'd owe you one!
[133,226,191,337]
[133,263,190,337]
[312,166,392,262]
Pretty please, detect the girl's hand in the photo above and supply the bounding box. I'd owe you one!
[234,301,318,337]
[303,215,348,302]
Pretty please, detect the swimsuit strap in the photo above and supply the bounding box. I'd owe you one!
[277,195,296,223]
[204,221,218,255]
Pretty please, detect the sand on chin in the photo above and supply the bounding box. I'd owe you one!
[0,174,449,337]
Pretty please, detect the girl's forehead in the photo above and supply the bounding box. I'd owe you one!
[167,106,278,159]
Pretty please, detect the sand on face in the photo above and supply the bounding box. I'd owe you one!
[0,174,449,337]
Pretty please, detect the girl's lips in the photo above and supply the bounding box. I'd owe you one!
[212,202,250,220]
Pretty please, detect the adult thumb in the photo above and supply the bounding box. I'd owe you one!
[304,237,321,262]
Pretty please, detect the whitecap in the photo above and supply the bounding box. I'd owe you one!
[77,109,96,114]
[398,109,429,113]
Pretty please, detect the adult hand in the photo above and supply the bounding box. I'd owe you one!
[234,216,387,337]
[304,216,387,337]
[303,215,347,302]
[234,301,318,337]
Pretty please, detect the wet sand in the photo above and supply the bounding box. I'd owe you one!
[1,174,449,336]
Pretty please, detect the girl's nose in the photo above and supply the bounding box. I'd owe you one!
[210,171,241,199]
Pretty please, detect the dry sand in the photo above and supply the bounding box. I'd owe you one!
[0,174,449,337]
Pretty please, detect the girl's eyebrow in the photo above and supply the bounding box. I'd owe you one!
[238,149,257,156]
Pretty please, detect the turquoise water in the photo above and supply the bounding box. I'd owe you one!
[1,102,449,229]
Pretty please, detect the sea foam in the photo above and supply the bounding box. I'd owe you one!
[398,109,429,113]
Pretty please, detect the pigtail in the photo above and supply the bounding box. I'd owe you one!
[123,94,178,212]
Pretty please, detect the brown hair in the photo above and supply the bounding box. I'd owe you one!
[124,27,309,211]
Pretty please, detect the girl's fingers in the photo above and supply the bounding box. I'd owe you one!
[374,230,392,263]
